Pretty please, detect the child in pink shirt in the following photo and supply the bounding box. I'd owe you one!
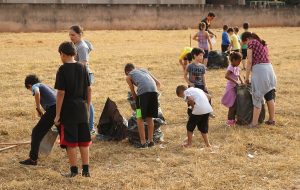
[221,52,244,126]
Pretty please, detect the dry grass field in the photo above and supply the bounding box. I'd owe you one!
[0,27,299,190]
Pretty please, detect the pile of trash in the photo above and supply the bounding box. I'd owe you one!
[236,85,266,125]
[127,92,166,146]
[207,50,229,69]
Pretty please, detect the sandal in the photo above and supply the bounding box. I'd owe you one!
[265,120,276,125]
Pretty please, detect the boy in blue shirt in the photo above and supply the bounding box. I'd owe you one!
[221,25,230,53]
[19,75,57,166]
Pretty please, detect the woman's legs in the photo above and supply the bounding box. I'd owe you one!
[252,106,261,126]
[89,103,94,132]
[266,100,275,122]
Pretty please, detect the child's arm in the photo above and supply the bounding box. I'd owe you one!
[184,66,193,86]
[54,90,65,126]
[192,33,198,41]
[34,89,43,117]
[204,92,212,100]
[225,70,239,85]
[206,32,213,51]
[203,74,207,91]
[238,75,244,85]
[149,73,161,90]
[186,96,195,109]
[126,76,137,100]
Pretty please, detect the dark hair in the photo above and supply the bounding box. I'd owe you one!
[25,74,41,89]
[208,12,215,17]
[234,26,239,33]
[198,22,206,31]
[191,48,205,59]
[241,32,266,46]
[243,22,249,30]
[124,63,135,74]
[176,85,187,96]
[58,41,77,56]
[186,53,193,62]
[223,25,228,31]
[70,25,83,35]
[227,27,234,33]
[229,52,242,62]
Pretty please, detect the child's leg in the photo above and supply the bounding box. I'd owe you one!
[29,106,56,161]
[66,147,77,167]
[137,118,146,144]
[201,133,211,147]
[184,115,197,147]
[146,117,154,143]
[198,114,211,147]
[185,130,193,147]
[79,146,89,165]
[79,146,90,175]
[227,100,237,121]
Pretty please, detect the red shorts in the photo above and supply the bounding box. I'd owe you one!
[58,123,92,148]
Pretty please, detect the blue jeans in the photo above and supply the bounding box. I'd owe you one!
[89,103,94,131]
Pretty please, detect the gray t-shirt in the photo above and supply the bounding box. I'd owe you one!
[32,83,56,110]
[75,40,93,64]
[129,69,158,96]
[187,63,206,86]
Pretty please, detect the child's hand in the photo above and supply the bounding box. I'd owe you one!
[36,108,43,117]
[54,115,60,127]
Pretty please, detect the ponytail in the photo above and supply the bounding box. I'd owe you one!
[241,32,266,46]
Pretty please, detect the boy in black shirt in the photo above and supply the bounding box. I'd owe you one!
[54,42,92,177]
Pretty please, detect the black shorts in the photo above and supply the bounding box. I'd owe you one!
[204,50,209,59]
[187,113,210,133]
[242,49,247,60]
[221,45,229,53]
[137,92,158,119]
[264,89,276,101]
[58,122,91,148]
[194,84,208,93]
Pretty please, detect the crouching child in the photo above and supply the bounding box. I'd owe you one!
[176,85,213,148]
[124,63,161,149]
[19,75,57,166]
[54,41,92,177]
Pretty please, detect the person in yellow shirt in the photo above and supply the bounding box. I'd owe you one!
[227,28,241,52]
[178,47,193,71]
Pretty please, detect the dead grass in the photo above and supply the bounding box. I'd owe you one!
[0,27,299,190]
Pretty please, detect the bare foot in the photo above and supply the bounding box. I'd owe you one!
[182,142,192,148]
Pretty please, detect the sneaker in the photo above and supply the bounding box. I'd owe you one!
[226,120,236,127]
[90,129,96,136]
[82,171,91,177]
[19,158,37,166]
[148,142,155,148]
[136,143,148,149]
[61,172,78,178]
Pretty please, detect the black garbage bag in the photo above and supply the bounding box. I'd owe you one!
[207,50,229,69]
[97,98,128,141]
[236,85,266,125]
[127,92,166,145]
